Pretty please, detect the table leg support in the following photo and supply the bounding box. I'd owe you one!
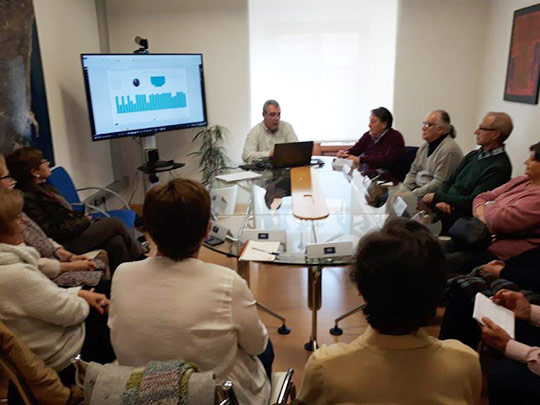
[237,259,291,334]
[305,265,322,351]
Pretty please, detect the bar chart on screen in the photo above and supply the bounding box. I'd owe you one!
[108,68,189,124]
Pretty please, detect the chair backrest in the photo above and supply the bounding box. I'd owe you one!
[0,320,76,405]
[0,356,34,405]
[391,146,419,182]
[47,166,82,206]
[83,361,225,405]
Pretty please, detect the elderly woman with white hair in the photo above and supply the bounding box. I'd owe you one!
[0,187,114,384]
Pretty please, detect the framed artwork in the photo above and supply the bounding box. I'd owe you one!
[504,3,540,104]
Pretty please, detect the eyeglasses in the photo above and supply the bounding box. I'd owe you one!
[422,122,441,129]
[477,126,498,132]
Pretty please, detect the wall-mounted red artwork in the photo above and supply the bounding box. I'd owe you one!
[504,3,540,104]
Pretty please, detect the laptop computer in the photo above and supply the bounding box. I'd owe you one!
[273,141,314,168]
[240,141,314,171]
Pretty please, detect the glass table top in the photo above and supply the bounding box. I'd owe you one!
[205,157,391,266]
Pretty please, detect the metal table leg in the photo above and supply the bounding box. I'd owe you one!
[236,259,290,335]
[305,265,322,351]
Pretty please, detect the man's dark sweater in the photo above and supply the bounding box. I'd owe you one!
[347,128,405,178]
[433,148,512,216]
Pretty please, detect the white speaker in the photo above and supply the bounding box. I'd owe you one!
[306,241,353,259]
[205,221,231,246]
[241,229,287,244]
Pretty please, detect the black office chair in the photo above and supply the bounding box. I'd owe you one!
[390,146,419,182]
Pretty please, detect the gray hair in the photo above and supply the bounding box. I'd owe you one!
[487,112,513,143]
[432,110,456,138]
[262,99,280,115]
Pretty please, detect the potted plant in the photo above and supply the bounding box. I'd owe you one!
[189,124,231,186]
[189,125,238,215]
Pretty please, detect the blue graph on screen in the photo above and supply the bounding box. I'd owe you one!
[115,91,187,114]
[150,76,166,87]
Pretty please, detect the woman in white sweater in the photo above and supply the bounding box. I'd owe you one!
[0,188,113,379]
[109,178,271,405]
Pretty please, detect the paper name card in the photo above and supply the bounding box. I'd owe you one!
[473,293,515,339]
[392,195,408,217]
[239,240,281,262]
[216,171,261,182]
[331,158,353,171]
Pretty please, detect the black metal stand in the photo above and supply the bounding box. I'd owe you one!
[329,304,366,336]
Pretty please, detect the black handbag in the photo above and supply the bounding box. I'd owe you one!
[448,217,492,250]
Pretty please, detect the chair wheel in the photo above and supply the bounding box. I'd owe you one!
[277,325,291,335]
[329,326,343,336]
[304,341,315,352]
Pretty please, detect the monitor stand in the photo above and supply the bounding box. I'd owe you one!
[135,133,185,193]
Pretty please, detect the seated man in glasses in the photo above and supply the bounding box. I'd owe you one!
[242,99,298,163]
[421,112,512,232]
[402,110,463,198]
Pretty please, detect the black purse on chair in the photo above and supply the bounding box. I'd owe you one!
[448,217,492,250]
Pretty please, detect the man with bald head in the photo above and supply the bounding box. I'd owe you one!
[403,110,463,198]
[422,112,513,230]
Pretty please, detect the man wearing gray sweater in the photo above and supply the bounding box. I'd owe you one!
[403,110,463,198]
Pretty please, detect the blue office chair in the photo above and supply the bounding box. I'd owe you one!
[47,166,136,228]
[47,166,151,254]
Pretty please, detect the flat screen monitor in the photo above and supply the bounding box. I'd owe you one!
[81,53,208,141]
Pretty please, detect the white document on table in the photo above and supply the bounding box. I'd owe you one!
[216,171,261,182]
[239,240,281,262]
[473,293,515,339]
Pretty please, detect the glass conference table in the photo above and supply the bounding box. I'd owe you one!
[205,157,390,351]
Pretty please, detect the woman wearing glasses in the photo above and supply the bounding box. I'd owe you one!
[6,147,141,272]
[0,154,109,281]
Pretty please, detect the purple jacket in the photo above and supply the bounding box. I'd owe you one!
[347,128,405,176]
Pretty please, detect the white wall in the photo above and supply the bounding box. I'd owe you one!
[33,0,114,191]
[104,0,250,201]
[477,0,540,177]
[393,0,488,153]
[34,0,539,197]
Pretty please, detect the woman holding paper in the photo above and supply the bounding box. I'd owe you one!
[108,178,272,405]
[480,290,540,404]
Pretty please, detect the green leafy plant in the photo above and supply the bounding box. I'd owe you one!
[188,125,231,186]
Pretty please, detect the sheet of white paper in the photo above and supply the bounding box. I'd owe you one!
[216,171,262,182]
[473,293,515,339]
[239,240,281,262]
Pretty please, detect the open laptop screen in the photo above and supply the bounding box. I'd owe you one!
[272,141,314,169]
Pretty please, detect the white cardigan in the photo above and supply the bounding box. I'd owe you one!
[109,256,270,405]
[0,243,88,371]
